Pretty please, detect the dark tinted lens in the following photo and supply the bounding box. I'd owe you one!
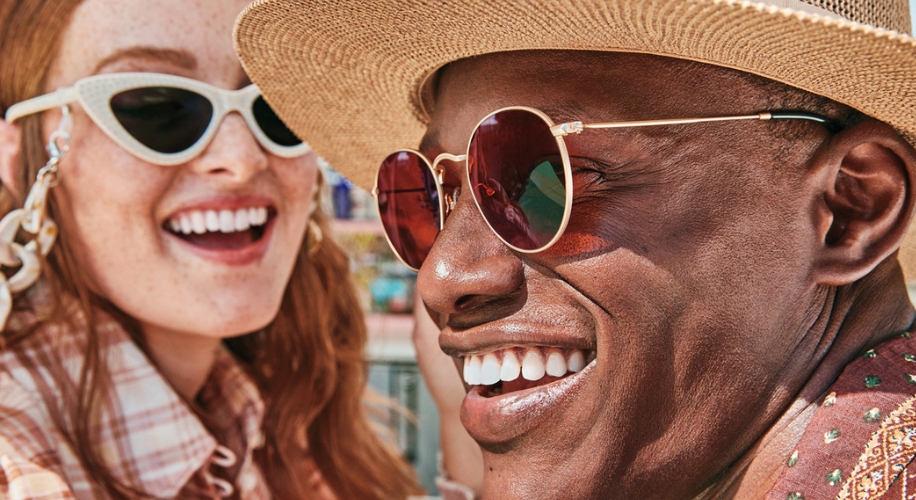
[253,96,302,146]
[376,151,440,269]
[468,109,567,251]
[110,87,213,153]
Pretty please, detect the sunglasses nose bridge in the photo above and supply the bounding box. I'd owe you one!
[220,89,251,119]
[430,153,466,220]
[206,87,265,148]
[430,153,466,176]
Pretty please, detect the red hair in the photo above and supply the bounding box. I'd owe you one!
[0,2,422,498]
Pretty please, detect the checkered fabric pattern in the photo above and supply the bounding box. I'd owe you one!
[0,304,269,499]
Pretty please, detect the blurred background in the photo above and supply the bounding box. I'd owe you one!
[319,163,442,493]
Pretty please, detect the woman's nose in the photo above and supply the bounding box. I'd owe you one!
[191,112,268,181]
[417,185,525,317]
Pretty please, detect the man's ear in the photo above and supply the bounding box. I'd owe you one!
[811,120,916,285]
[0,118,21,199]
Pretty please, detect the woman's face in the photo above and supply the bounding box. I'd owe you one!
[42,0,317,339]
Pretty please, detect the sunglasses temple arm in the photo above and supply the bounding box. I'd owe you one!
[550,111,836,136]
[768,111,843,132]
[5,87,78,123]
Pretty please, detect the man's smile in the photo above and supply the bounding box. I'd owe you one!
[461,360,596,445]
[461,346,595,394]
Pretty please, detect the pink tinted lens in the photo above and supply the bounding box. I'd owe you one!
[376,151,441,269]
[468,109,567,251]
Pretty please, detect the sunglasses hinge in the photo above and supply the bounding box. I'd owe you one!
[550,121,584,136]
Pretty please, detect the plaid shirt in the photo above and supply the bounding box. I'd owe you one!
[0,304,270,499]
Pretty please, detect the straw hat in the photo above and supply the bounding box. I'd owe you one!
[234,0,916,279]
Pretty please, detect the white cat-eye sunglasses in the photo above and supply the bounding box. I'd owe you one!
[5,72,310,165]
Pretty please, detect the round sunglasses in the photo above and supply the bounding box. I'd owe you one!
[4,72,310,166]
[374,106,837,271]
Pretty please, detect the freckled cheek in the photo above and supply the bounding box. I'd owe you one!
[55,158,168,253]
[275,157,319,205]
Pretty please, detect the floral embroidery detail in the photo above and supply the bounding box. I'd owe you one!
[838,396,916,498]
[787,450,799,467]
[864,375,882,388]
[863,349,877,358]
[787,493,804,500]
[904,353,916,362]
[826,469,843,486]
[825,428,841,444]
[864,408,882,423]
[823,392,837,407]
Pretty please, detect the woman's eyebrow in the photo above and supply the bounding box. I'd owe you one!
[93,47,197,74]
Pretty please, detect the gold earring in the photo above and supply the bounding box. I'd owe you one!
[306,168,325,257]
[306,218,323,256]
[0,106,69,330]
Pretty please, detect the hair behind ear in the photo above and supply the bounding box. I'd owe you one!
[811,120,916,285]
[0,118,22,199]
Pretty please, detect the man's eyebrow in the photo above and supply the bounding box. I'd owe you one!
[93,47,197,74]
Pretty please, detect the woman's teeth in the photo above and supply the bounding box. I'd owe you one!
[463,347,592,386]
[168,207,268,235]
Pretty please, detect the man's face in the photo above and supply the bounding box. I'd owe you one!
[417,51,829,498]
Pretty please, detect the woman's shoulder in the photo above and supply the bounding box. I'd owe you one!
[0,302,122,466]
[0,370,57,451]
[0,371,77,499]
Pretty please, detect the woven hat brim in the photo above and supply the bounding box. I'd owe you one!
[234,0,916,278]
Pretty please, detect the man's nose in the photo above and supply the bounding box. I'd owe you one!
[417,183,525,316]
[190,112,268,181]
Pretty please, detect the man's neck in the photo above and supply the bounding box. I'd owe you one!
[703,260,916,499]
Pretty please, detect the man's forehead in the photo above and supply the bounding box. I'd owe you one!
[432,51,769,118]
[421,51,772,151]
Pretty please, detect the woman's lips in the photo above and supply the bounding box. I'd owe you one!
[461,353,596,445]
[163,205,276,265]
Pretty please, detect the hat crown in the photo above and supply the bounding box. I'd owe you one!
[787,0,911,33]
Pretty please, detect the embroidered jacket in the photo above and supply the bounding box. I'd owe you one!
[0,304,270,499]
[769,331,916,499]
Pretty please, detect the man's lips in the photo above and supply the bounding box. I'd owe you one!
[461,360,596,445]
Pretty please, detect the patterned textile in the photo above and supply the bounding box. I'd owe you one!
[0,304,270,499]
[769,332,916,499]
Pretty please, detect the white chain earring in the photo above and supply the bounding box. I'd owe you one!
[0,106,69,330]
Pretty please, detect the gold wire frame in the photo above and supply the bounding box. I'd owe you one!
[372,107,832,271]
[464,106,575,256]
[372,148,449,272]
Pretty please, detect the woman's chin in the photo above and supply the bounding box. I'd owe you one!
[131,296,284,341]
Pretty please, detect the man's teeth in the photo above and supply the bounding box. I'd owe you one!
[168,207,269,235]
[463,347,592,386]
[522,349,546,381]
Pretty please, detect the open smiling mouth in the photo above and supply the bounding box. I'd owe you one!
[164,207,273,249]
[463,347,596,397]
